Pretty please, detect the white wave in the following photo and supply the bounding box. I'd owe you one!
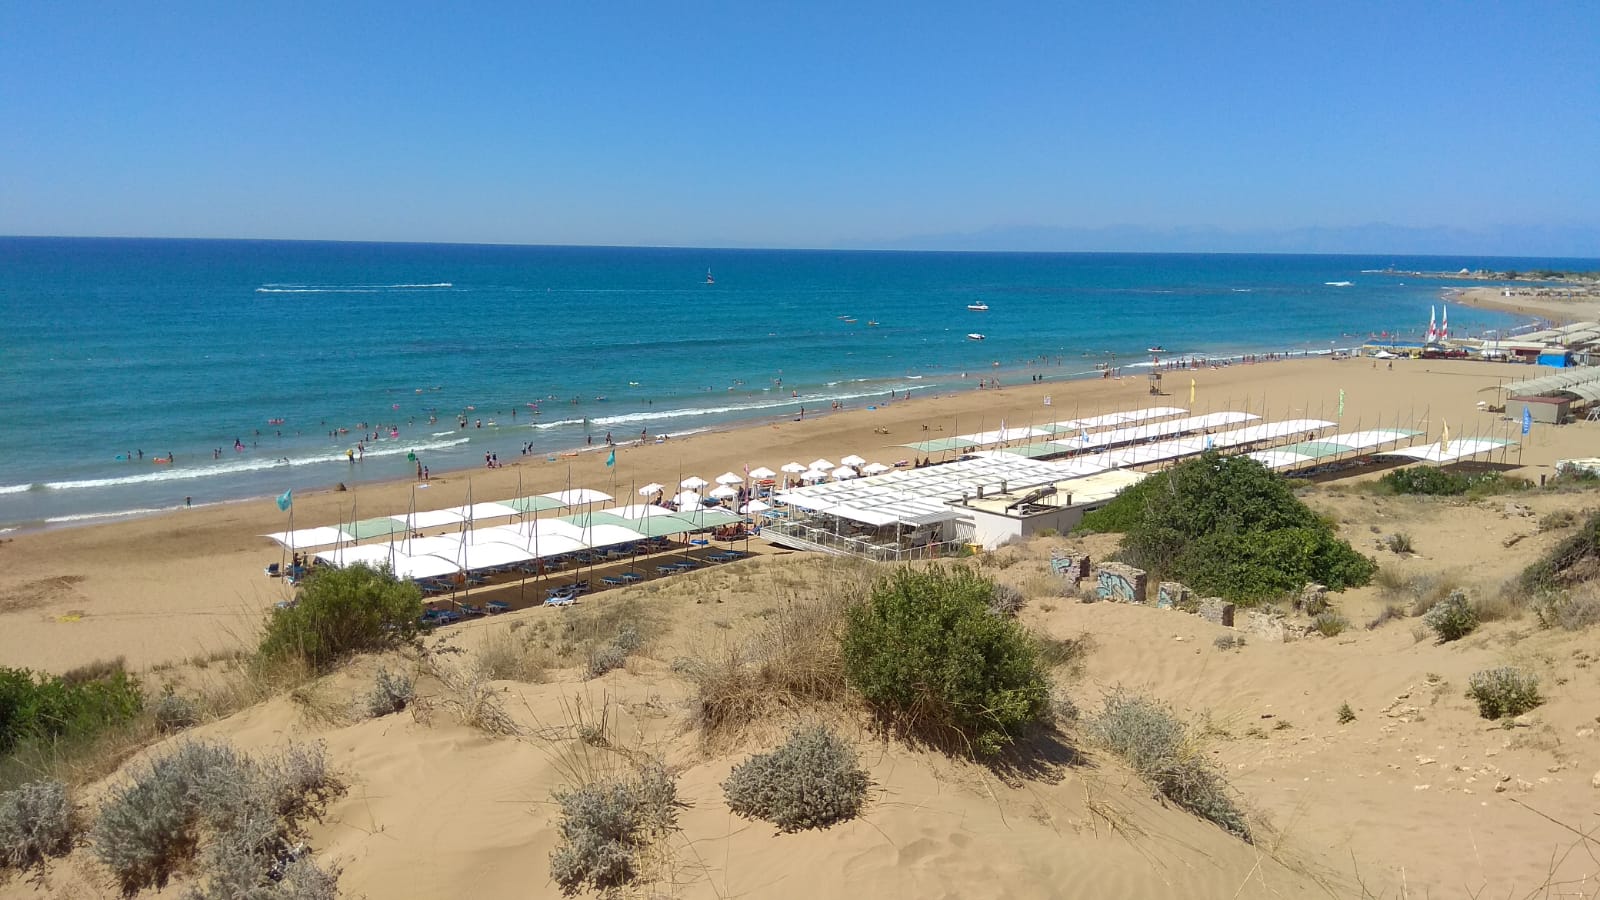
[534,418,588,429]
[0,526,16,535]
[431,430,458,437]
[45,506,183,524]
[42,438,471,491]
[389,283,452,288]
[255,287,381,294]
[0,483,34,495]
[584,387,898,428]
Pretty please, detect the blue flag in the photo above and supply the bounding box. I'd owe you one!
[605,449,616,467]
[276,489,293,511]
[1521,406,1532,436]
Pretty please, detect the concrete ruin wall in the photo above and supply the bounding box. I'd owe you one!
[1050,551,1091,581]
[1198,597,1235,627]
[1094,562,1147,604]
[1156,581,1190,610]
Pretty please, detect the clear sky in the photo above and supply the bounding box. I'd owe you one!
[3,1,1597,251]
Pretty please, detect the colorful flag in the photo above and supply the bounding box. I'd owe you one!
[1439,419,1450,455]
[1079,426,1091,445]
[1337,389,1345,419]
[1204,434,1214,451]
[1189,378,1196,404]
[1521,406,1532,436]
[275,489,293,511]
[605,449,616,467]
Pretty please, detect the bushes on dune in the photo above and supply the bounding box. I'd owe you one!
[1466,667,1541,720]
[1377,467,1529,497]
[0,662,144,756]
[257,563,423,672]
[0,778,76,871]
[549,762,678,897]
[722,725,869,832]
[1519,509,1600,595]
[841,565,1050,756]
[1078,452,1374,603]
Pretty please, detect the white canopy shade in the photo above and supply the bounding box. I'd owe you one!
[809,458,834,471]
[541,488,611,506]
[452,540,536,570]
[582,523,651,548]
[861,462,892,475]
[637,482,665,496]
[391,553,461,581]
[444,501,521,523]
[389,509,465,530]
[608,503,677,519]
[714,471,744,485]
[748,466,776,479]
[397,535,465,557]
[475,525,588,559]
[673,490,704,508]
[780,462,808,474]
[709,484,739,499]
[264,526,353,550]
[840,454,866,467]
[313,544,396,568]
[680,476,709,489]
[831,466,859,480]
[741,499,771,514]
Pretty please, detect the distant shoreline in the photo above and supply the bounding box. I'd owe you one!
[1445,285,1600,323]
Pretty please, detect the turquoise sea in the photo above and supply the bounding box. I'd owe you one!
[1,237,1590,531]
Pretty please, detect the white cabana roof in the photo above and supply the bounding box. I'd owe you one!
[608,504,677,519]
[388,508,465,530]
[1379,437,1515,464]
[450,540,536,570]
[1047,406,1187,433]
[956,425,1051,446]
[580,523,651,548]
[1048,411,1259,451]
[542,488,611,506]
[775,455,1077,527]
[396,535,465,557]
[313,544,396,568]
[474,525,589,559]
[392,553,462,581]
[445,501,521,523]
[264,526,353,550]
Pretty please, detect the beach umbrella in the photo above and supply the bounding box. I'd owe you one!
[748,466,776,480]
[809,458,834,471]
[840,454,866,467]
[714,471,743,485]
[673,490,703,508]
[680,475,709,489]
[741,499,771,514]
[638,482,665,496]
[780,462,807,474]
[831,466,858,480]
[861,462,891,475]
[801,469,829,483]
[709,484,738,499]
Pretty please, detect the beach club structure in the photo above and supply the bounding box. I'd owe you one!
[266,404,1518,612]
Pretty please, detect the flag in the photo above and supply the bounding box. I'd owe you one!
[1189,378,1196,404]
[1337,389,1345,419]
[275,489,293,511]
[605,449,615,467]
[1204,434,1214,451]
[1439,419,1450,455]
[1080,426,1091,446]
[1521,406,1532,436]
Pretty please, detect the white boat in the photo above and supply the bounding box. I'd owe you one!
[1324,281,1353,287]
[1147,345,1165,353]
[705,269,715,284]
[967,333,986,341]
[967,302,989,311]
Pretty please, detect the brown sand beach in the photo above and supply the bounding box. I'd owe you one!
[1450,285,1600,323]
[4,355,1600,900]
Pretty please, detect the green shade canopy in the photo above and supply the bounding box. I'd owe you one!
[674,507,743,530]
[997,442,1061,459]
[901,438,968,453]
[347,517,406,539]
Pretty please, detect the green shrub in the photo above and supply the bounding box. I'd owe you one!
[1466,667,1541,719]
[1311,610,1350,637]
[1087,691,1250,840]
[0,779,75,870]
[1378,467,1530,497]
[1422,590,1478,642]
[92,739,344,895]
[1519,509,1600,594]
[0,664,144,755]
[1079,453,1374,603]
[841,565,1050,755]
[549,763,677,896]
[722,726,869,832]
[153,691,200,733]
[1336,703,1355,724]
[364,668,415,717]
[257,564,423,672]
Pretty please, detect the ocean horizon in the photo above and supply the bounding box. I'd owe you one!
[2,236,1591,532]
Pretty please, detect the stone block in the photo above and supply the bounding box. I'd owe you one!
[1297,582,1329,615]
[1050,551,1091,580]
[1246,610,1289,642]
[1094,562,1147,604]
[1198,597,1235,627]
[1157,581,1190,610]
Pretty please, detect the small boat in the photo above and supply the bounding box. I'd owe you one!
[967,302,989,311]
[705,269,715,284]
[967,333,986,341]
[841,317,857,324]
[866,320,879,327]
[1325,281,1353,287]
[1147,346,1165,353]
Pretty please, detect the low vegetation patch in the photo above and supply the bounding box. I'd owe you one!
[586,626,642,679]
[1213,633,1245,651]
[722,725,869,832]
[1311,610,1349,637]
[1336,702,1356,724]
[1365,603,1406,630]
[92,739,344,895]
[0,663,144,757]
[0,779,75,871]
[1532,586,1600,631]
[1519,509,1600,595]
[1466,667,1542,720]
[1077,452,1375,603]
[549,762,678,896]
[842,565,1050,756]
[364,668,415,718]
[1384,533,1414,554]
[1376,467,1530,497]
[1422,589,1479,642]
[257,563,423,673]
[1087,690,1250,840]
[151,691,200,734]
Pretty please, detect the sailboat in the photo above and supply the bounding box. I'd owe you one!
[705,269,715,285]
[967,301,989,311]
[1439,304,1449,341]
[1425,305,1438,343]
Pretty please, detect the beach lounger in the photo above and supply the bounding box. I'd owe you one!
[456,602,485,617]
[264,562,281,577]
[656,564,679,576]
[545,593,577,608]
[601,576,625,587]
[486,600,510,614]
[618,571,643,583]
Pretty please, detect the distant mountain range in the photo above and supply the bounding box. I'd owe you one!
[836,223,1600,258]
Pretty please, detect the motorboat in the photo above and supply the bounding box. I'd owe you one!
[705,269,715,284]
[967,333,986,341]
[967,302,989,311]
[1147,346,1165,353]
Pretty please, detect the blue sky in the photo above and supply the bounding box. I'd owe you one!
[3,1,1597,251]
